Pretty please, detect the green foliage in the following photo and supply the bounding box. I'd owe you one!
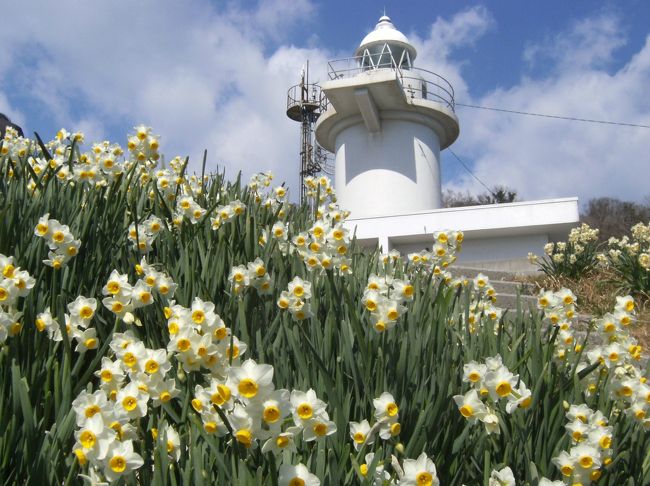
[0,137,648,485]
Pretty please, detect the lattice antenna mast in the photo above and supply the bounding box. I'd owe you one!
[286,61,328,203]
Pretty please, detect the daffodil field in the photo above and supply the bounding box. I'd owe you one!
[0,126,649,485]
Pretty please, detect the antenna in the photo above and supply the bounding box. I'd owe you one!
[286,61,333,203]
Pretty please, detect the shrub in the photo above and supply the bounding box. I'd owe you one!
[531,223,600,279]
[601,222,650,296]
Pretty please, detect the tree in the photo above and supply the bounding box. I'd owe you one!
[477,185,518,205]
[442,189,478,208]
[581,197,650,242]
[442,185,519,208]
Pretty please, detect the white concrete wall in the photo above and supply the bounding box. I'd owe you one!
[335,119,442,218]
[346,198,580,240]
[393,234,548,261]
[343,198,580,270]
[389,235,547,272]
[459,234,549,262]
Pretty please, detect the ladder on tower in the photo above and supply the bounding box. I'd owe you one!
[286,63,333,203]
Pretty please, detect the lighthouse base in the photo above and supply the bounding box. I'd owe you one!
[343,197,580,273]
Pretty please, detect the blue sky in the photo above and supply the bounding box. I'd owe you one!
[316,1,650,91]
[2,0,650,204]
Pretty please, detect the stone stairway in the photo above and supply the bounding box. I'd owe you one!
[449,265,595,350]
[448,265,649,368]
[447,265,539,311]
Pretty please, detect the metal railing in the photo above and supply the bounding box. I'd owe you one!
[327,55,400,79]
[286,83,328,121]
[326,55,455,111]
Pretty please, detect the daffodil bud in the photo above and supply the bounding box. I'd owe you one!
[177,365,186,383]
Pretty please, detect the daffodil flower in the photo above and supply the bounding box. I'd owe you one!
[400,452,440,486]
[290,389,327,425]
[102,439,144,482]
[261,427,300,455]
[227,359,274,402]
[278,463,320,486]
[349,419,375,451]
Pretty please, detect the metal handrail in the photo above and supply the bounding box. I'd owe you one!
[400,68,455,111]
[326,55,455,111]
[328,56,396,79]
[286,84,327,112]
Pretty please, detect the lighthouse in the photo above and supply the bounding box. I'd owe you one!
[315,15,459,218]
[305,14,578,271]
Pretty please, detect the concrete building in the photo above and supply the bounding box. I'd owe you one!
[313,15,579,271]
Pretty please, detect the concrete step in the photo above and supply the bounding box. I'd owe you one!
[449,265,540,281]
[448,266,539,307]
[490,279,536,296]
[448,265,542,313]
[493,293,538,310]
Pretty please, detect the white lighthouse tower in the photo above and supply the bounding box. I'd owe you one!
[309,14,579,271]
[315,15,459,218]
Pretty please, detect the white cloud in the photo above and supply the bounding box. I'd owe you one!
[1,3,647,206]
[250,0,315,41]
[0,0,328,198]
[420,6,494,60]
[410,6,495,102]
[444,13,650,204]
[523,15,626,73]
[0,93,24,128]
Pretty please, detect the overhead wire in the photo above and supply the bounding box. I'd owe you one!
[447,149,497,198]
[448,102,650,195]
[455,103,650,129]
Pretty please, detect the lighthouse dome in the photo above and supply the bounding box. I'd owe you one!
[355,15,417,68]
